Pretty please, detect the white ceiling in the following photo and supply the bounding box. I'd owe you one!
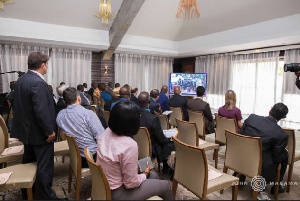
[0,0,300,57]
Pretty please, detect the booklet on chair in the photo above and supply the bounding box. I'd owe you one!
[138,157,154,173]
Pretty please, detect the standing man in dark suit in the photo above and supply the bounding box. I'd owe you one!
[187,86,214,134]
[149,89,161,114]
[240,103,289,194]
[168,86,189,121]
[11,52,59,200]
[157,85,170,113]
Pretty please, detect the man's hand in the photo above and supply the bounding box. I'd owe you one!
[143,161,152,178]
[46,132,56,143]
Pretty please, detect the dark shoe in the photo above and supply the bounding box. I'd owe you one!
[271,185,285,195]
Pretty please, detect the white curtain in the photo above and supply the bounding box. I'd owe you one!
[0,44,49,93]
[47,48,91,96]
[115,53,173,92]
[281,48,300,128]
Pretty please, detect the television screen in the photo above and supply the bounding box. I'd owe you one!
[169,73,207,96]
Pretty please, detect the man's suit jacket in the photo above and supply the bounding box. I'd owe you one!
[130,94,139,105]
[240,114,288,182]
[139,109,174,162]
[187,98,214,134]
[157,92,169,113]
[11,71,56,145]
[149,98,161,114]
[80,91,90,106]
[168,94,188,121]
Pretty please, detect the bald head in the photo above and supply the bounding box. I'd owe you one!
[119,86,131,99]
[174,86,181,95]
[161,85,168,94]
[138,92,150,108]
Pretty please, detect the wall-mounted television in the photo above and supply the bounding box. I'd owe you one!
[169,73,207,96]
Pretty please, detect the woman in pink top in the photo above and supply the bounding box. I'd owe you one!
[97,101,174,200]
[218,90,243,129]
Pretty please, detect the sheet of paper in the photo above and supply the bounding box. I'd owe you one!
[0,172,13,185]
[198,139,207,145]
[162,111,173,115]
[208,169,223,181]
[1,145,24,156]
[9,138,19,142]
[163,129,177,138]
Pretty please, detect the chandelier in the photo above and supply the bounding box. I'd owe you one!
[95,0,113,25]
[0,0,13,10]
[176,0,200,19]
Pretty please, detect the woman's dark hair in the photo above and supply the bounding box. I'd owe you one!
[108,100,140,137]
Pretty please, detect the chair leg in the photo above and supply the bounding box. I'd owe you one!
[220,166,228,194]
[75,176,81,201]
[232,185,238,200]
[158,160,161,174]
[287,163,293,193]
[172,179,178,198]
[27,188,33,201]
[214,148,219,169]
[68,167,73,193]
[252,190,258,200]
[62,156,65,163]
[274,165,281,200]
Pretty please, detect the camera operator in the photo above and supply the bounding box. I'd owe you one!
[295,71,300,90]
[284,63,300,90]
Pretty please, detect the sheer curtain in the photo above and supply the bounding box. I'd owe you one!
[115,53,173,92]
[47,48,91,95]
[281,48,300,128]
[0,44,49,93]
[195,54,232,109]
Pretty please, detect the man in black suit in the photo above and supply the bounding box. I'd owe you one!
[130,86,139,105]
[149,89,161,114]
[168,86,188,121]
[138,92,174,174]
[187,86,215,134]
[11,52,59,200]
[240,103,289,194]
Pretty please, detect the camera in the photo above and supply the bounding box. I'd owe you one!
[284,63,300,72]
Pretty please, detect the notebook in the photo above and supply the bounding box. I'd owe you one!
[163,129,178,138]
[162,111,173,115]
[138,156,154,173]
[208,169,223,181]
[0,172,13,185]
[1,145,24,156]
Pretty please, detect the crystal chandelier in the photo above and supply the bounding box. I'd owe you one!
[176,0,200,19]
[95,0,113,25]
[0,0,13,10]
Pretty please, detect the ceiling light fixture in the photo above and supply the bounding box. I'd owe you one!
[0,0,13,10]
[176,0,200,19]
[95,0,113,25]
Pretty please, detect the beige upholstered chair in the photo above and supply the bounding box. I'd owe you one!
[223,130,262,200]
[188,110,207,140]
[101,109,110,126]
[84,147,111,200]
[172,137,239,200]
[156,114,170,130]
[284,128,300,193]
[133,127,152,160]
[215,116,238,145]
[169,107,183,127]
[0,115,22,148]
[65,134,90,200]
[175,118,219,168]
[0,163,37,200]
[54,128,69,163]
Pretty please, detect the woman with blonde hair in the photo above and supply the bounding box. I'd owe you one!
[218,90,243,128]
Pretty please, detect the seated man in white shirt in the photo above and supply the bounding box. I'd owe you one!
[56,87,105,168]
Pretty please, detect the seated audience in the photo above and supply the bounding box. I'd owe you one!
[77,84,91,106]
[107,82,114,97]
[97,101,174,200]
[7,81,16,109]
[110,86,131,110]
[218,90,243,129]
[139,92,175,174]
[240,103,289,194]
[150,89,161,114]
[187,86,214,134]
[88,82,97,98]
[157,85,170,113]
[113,83,121,97]
[83,82,88,93]
[60,82,65,85]
[169,86,188,121]
[48,85,58,104]
[130,86,139,105]
[100,84,112,102]
[56,87,105,168]
[56,84,68,114]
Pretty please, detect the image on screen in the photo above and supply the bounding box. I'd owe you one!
[169,73,207,96]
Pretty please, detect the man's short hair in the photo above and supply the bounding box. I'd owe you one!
[63,87,80,105]
[115,83,120,88]
[131,87,138,94]
[108,101,140,137]
[196,86,205,97]
[77,84,84,91]
[150,89,159,98]
[270,103,289,121]
[27,52,49,70]
[56,84,69,97]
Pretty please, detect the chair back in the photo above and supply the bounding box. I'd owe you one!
[176,118,198,147]
[0,115,8,149]
[84,147,111,200]
[224,130,262,178]
[172,137,207,199]
[133,127,152,159]
[101,109,110,126]
[188,110,205,139]
[156,114,170,130]
[215,116,238,144]
[169,107,183,127]
[65,134,82,179]
[284,128,295,165]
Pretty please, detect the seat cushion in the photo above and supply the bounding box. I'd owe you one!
[54,141,69,156]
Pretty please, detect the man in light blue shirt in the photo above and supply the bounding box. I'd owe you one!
[56,87,105,168]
